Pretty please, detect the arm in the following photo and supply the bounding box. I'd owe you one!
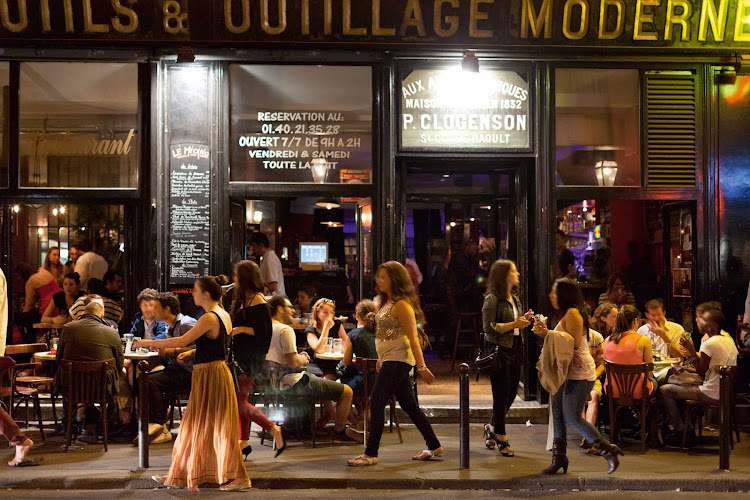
[232,326,255,336]
[153,322,168,340]
[339,324,352,360]
[41,300,57,323]
[266,281,279,294]
[343,331,354,366]
[393,301,435,384]
[638,335,654,379]
[136,313,216,349]
[307,321,333,353]
[23,280,35,313]
[284,350,309,369]
[594,345,606,379]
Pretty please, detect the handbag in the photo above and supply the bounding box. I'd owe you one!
[226,333,244,394]
[475,341,500,374]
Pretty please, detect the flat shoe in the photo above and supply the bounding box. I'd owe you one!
[220,479,252,491]
[347,454,378,466]
[412,448,444,461]
[8,457,43,467]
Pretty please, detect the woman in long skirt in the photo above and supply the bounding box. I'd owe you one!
[136,276,250,492]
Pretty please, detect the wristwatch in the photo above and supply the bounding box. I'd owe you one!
[417,365,428,372]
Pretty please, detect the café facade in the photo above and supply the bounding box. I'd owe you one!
[0,0,749,401]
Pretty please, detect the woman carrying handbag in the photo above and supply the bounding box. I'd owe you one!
[480,260,533,457]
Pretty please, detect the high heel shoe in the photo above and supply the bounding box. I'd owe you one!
[242,444,252,460]
[483,424,497,450]
[541,438,569,474]
[592,439,624,474]
[274,426,288,458]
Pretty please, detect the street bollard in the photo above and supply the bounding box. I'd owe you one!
[459,362,470,470]
[138,360,150,469]
[719,366,730,471]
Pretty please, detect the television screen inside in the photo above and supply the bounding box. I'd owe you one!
[300,243,328,265]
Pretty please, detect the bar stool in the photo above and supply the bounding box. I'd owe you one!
[451,311,481,370]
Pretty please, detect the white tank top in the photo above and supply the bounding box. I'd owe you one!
[555,319,596,381]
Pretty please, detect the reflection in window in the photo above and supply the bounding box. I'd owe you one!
[229,65,372,183]
[20,62,138,188]
[0,62,8,187]
[555,69,640,186]
[406,172,510,196]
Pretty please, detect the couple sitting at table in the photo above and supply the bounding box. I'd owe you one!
[258,295,363,443]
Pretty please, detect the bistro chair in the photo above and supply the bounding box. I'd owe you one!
[451,312,481,371]
[681,365,740,450]
[6,343,58,427]
[0,356,46,441]
[735,315,750,356]
[61,358,116,452]
[604,361,655,453]
[355,357,403,445]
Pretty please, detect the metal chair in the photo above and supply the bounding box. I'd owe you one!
[604,361,655,453]
[0,356,46,441]
[6,343,58,427]
[355,357,403,445]
[61,358,116,452]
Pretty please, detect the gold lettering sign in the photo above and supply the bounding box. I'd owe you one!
[434,0,459,37]
[39,0,50,32]
[470,0,493,38]
[324,0,332,35]
[62,0,74,33]
[563,0,589,40]
[665,0,691,41]
[372,0,395,36]
[734,0,750,41]
[599,0,624,39]
[261,0,286,35]
[521,0,553,39]
[83,0,110,33]
[0,0,28,33]
[634,0,659,40]
[225,0,250,34]
[301,0,309,35]
[698,0,728,42]
[344,0,367,35]
[400,0,426,36]
[112,0,139,35]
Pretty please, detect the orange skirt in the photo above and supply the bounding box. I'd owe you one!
[164,360,249,489]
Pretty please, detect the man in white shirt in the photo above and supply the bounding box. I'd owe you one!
[74,239,109,292]
[262,295,361,442]
[659,305,738,447]
[637,299,687,382]
[250,233,285,296]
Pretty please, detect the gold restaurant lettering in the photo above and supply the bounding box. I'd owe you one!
[32,129,137,156]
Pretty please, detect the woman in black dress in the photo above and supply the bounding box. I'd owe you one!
[40,272,83,324]
[230,260,285,459]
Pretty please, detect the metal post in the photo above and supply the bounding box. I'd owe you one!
[459,363,470,470]
[719,367,730,471]
[138,360,150,469]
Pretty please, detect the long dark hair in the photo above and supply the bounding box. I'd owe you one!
[196,276,222,302]
[376,260,426,329]
[554,278,590,339]
[230,260,264,319]
[592,302,617,337]
[610,305,641,344]
[486,259,518,300]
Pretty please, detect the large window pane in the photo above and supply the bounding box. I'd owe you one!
[0,62,8,187]
[20,62,138,188]
[230,65,372,183]
[555,69,640,186]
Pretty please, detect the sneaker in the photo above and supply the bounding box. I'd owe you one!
[334,427,364,444]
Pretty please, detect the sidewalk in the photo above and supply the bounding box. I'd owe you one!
[3,423,749,492]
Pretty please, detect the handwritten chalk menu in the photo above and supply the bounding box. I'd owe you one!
[400,69,530,151]
[169,144,211,284]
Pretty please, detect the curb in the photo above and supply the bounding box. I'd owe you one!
[2,475,749,492]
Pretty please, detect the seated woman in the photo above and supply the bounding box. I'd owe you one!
[581,305,606,454]
[295,284,317,317]
[15,263,61,344]
[342,299,378,404]
[598,273,636,308]
[592,302,618,339]
[41,272,84,325]
[305,297,352,428]
[603,305,655,400]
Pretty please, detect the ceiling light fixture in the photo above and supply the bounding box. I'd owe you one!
[315,197,340,209]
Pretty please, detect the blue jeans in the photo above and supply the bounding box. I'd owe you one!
[551,379,606,444]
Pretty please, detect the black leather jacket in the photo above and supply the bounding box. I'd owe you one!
[482,293,523,348]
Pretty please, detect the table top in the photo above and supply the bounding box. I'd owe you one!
[315,351,346,361]
[33,323,64,329]
[34,350,159,361]
[654,358,682,366]
[33,351,56,361]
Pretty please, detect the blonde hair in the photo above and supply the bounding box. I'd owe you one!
[311,298,336,331]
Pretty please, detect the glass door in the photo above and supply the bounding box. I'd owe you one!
[664,202,696,333]
[357,198,373,301]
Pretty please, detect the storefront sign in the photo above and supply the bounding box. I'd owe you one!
[400,69,530,150]
[0,0,748,50]
[233,111,372,183]
[169,143,211,284]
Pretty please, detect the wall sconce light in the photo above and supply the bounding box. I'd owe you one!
[594,160,618,186]
[321,221,343,228]
[315,197,340,209]
[52,208,58,216]
[245,200,263,224]
[59,206,66,214]
[12,205,19,213]
[462,51,479,73]
[176,45,196,64]
[311,157,329,183]
[253,210,263,223]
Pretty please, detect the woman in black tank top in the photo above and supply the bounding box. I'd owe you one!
[135,277,250,492]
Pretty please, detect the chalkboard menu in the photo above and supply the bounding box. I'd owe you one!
[169,144,211,284]
[400,69,530,151]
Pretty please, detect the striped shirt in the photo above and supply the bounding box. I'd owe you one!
[69,296,123,326]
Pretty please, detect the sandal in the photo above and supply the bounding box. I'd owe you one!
[496,440,514,457]
[347,454,378,467]
[412,447,444,461]
[483,424,497,450]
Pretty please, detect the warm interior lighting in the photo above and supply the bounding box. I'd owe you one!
[594,160,618,186]
[176,46,195,64]
[321,221,343,228]
[59,206,66,214]
[52,208,58,216]
[12,205,19,213]
[311,157,329,183]
[449,221,457,227]
[253,211,263,224]
[315,197,340,209]
[462,51,479,73]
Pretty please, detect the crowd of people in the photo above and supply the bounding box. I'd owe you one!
[480,258,739,476]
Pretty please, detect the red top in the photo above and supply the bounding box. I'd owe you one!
[604,331,652,399]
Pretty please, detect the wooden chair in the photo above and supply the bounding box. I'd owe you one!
[735,315,750,355]
[604,361,655,453]
[6,343,58,427]
[451,312,481,370]
[355,357,403,445]
[0,356,46,441]
[681,365,740,449]
[61,358,116,452]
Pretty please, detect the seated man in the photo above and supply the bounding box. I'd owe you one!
[140,292,197,445]
[129,288,167,340]
[261,295,362,443]
[101,270,124,303]
[659,305,738,447]
[637,299,687,383]
[55,296,124,444]
[69,286,123,329]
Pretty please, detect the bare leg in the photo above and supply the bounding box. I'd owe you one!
[585,392,600,427]
[334,386,353,432]
[8,438,33,466]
